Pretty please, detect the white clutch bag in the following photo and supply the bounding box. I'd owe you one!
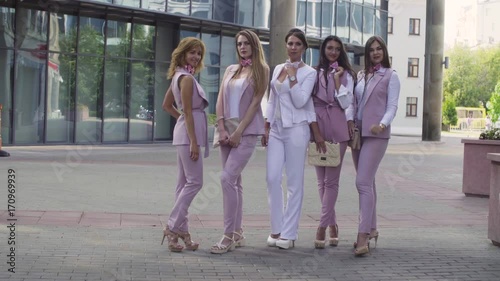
[213,118,239,148]
[307,141,341,167]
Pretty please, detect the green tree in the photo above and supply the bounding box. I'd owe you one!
[444,43,500,109]
[488,81,500,124]
[442,94,458,127]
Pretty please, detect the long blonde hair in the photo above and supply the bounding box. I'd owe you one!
[167,37,206,79]
[234,29,269,95]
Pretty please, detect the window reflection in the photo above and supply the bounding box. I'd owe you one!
[114,0,140,8]
[154,62,172,140]
[143,0,167,11]
[296,0,306,31]
[336,0,350,43]
[130,61,154,141]
[237,0,253,26]
[199,67,219,114]
[350,4,362,45]
[306,0,321,38]
[132,24,155,60]
[78,17,105,55]
[15,8,48,50]
[192,0,213,19]
[0,7,15,48]
[254,0,270,28]
[50,13,77,53]
[363,7,375,42]
[322,0,335,37]
[167,0,190,16]
[213,0,234,22]
[106,20,131,58]
[0,49,14,144]
[220,35,236,67]
[103,58,129,142]
[202,32,220,66]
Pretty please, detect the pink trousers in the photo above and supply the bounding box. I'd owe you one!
[167,145,203,233]
[315,141,348,227]
[219,135,258,234]
[351,137,388,233]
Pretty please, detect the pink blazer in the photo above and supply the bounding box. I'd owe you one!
[171,67,210,157]
[357,68,394,139]
[313,69,350,143]
[221,65,265,136]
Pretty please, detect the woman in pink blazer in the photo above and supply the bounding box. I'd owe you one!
[210,29,269,254]
[352,36,400,256]
[310,35,356,249]
[162,37,209,252]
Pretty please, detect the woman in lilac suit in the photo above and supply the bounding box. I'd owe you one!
[210,29,270,254]
[162,37,208,252]
[262,28,317,249]
[310,35,356,249]
[352,36,400,256]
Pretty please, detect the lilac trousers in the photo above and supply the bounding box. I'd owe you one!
[219,135,258,234]
[315,141,348,228]
[167,145,203,233]
[351,137,388,234]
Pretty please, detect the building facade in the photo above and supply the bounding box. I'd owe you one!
[387,0,425,136]
[0,0,388,145]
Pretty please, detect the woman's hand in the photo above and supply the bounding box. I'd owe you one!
[334,66,344,78]
[217,128,230,146]
[370,124,384,135]
[314,134,327,154]
[347,120,356,138]
[261,130,269,147]
[189,141,199,161]
[229,130,242,148]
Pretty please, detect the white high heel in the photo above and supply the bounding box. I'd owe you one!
[276,239,295,249]
[267,235,279,247]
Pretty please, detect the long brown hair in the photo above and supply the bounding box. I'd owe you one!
[234,29,269,96]
[167,37,206,79]
[363,36,391,74]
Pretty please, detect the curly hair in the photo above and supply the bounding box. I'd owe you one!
[167,37,206,79]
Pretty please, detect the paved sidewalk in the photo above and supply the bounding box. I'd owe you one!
[1,134,500,281]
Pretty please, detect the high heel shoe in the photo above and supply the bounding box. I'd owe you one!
[267,234,280,247]
[178,232,199,251]
[328,224,339,247]
[314,227,326,249]
[276,238,295,249]
[354,233,370,257]
[210,235,235,254]
[234,230,246,247]
[353,229,378,248]
[161,227,184,252]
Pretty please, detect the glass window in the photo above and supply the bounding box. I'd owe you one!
[350,3,362,45]
[0,49,14,144]
[114,0,140,8]
[409,18,420,35]
[296,0,306,31]
[220,35,237,68]
[305,47,319,67]
[50,14,77,53]
[167,0,190,16]
[202,32,220,66]
[78,17,105,55]
[387,16,393,34]
[321,0,335,38]
[306,0,321,38]
[408,58,419,77]
[199,67,219,114]
[181,30,200,39]
[0,7,15,48]
[130,61,155,141]
[106,20,131,58]
[336,0,350,43]
[103,58,129,142]
[365,0,376,7]
[375,9,388,40]
[143,0,166,11]
[214,0,237,22]
[46,54,76,143]
[14,50,46,144]
[363,7,375,41]
[254,0,270,28]
[154,62,172,140]
[192,0,213,19]
[132,24,155,60]
[237,0,253,26]
[76,56,103,143]
[406,97,418,117]
[15,8,48,50]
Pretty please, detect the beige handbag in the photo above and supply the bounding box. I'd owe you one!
[308,141,341,167]
[348,128,361,150]
[213,118,239,148]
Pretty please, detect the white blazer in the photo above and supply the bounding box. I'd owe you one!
[265,63,317,128]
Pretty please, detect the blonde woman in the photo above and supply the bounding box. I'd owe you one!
[162,37,208,252]
[210,29,270,254]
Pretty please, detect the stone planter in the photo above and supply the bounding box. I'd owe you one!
[461,139,500,197]
[487,153,500,247]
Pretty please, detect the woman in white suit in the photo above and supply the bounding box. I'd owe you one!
[261,28,317,249]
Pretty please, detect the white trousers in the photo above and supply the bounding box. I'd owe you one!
[266,120,310,240]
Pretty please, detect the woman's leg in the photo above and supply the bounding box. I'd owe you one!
[266,127,286,236]
[168,145,203,234]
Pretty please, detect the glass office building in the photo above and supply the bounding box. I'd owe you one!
[0,0,388,145]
